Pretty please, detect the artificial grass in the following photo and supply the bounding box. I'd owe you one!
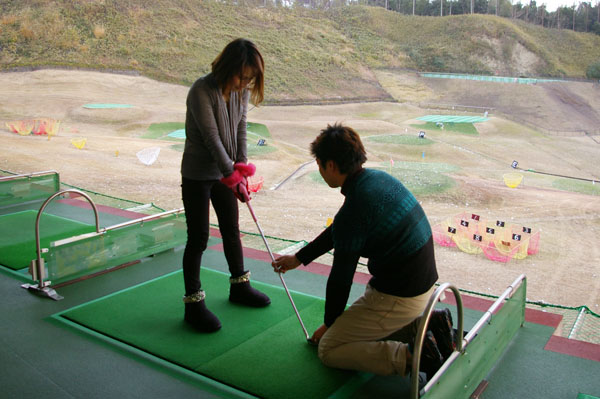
[367,134,434,146]
[144,122,185,140]
[83,104,133,109]
[247,122,271,138]
[410,122,479,135]
[552,178,600,196]
[308,164,456,197]
[0,210,94,270]
[57,268,359,399]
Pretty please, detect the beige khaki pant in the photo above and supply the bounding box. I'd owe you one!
[318,284,435,376]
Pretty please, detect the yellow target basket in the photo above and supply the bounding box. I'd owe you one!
[452,231,484,255]
[503,172,523,188]
[70,138,87,150]
[432,211,541,263]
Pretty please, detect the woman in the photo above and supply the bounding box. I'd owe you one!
[181,38,270,333]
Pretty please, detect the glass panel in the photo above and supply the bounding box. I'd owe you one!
[46,214,186,284]
[0,173,59,207]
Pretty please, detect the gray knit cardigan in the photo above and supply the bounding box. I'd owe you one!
[181,73,248,181]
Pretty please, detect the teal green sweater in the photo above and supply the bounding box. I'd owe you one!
[297,168,438,327]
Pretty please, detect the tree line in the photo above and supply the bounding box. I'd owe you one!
[254,0,600,35]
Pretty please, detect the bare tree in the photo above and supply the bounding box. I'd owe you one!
[584,1,588,31]
[540,5,545,26]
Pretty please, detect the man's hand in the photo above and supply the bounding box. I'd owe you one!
[271,254,301,274]
[309,324,328,345]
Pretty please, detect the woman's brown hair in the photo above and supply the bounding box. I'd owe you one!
[211,38,264,105]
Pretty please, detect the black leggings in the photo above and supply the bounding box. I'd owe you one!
[181,177,245,296]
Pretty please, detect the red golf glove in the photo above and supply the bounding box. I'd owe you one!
[220,163,255,203]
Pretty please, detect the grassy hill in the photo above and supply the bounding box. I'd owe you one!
[1,0,600,103]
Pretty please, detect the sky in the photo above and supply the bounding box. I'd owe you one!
[535,0,594,12]
[542,1,563,12]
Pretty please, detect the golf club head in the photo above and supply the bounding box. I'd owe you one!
[307,337,318,346]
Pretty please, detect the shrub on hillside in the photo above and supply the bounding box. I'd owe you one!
[586,60,600,79]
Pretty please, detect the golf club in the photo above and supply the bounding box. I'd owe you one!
[245,201,315,345]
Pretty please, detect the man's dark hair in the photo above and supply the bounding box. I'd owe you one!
[310,123,367,174]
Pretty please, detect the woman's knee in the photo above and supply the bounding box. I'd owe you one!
[185,231,209,252]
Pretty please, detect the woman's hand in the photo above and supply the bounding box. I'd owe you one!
[220,170,250,202]
[271,254,301,274]
[233,176,250,202]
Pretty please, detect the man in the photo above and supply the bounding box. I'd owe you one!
[271,123,454,379]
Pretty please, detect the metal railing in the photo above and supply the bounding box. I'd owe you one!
[21,189,100,300]
[20,187,186,300]
[411,274,527,399]
[0,169,59,182]
[410,283,464,399]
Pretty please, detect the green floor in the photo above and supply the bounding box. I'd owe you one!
[0,210,94,270]
[56,268,356,399]
[1,239,599,398]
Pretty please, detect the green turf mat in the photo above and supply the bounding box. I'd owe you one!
[0,210,94,270]
[416,115,488,123]
[57,268,359,399]
[247,122,271,138]
[167,129,186,139]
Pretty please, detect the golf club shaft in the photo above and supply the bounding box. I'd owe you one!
[246,201,310,340]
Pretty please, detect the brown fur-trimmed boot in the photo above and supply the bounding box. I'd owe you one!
[183,290,221,333]
[229,271,271,307]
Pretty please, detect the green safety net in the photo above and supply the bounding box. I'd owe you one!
[46,213,186,284]
[423,279,526,399]
[421,73,564,84]
[0,172,59,207]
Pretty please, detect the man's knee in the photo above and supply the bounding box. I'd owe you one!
[317,341,335,367]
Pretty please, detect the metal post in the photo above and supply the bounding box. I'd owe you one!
[410,283,464,399]
[416,274,527,397]
[21,189,100,300]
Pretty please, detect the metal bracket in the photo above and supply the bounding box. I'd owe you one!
[21,283,64,301]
